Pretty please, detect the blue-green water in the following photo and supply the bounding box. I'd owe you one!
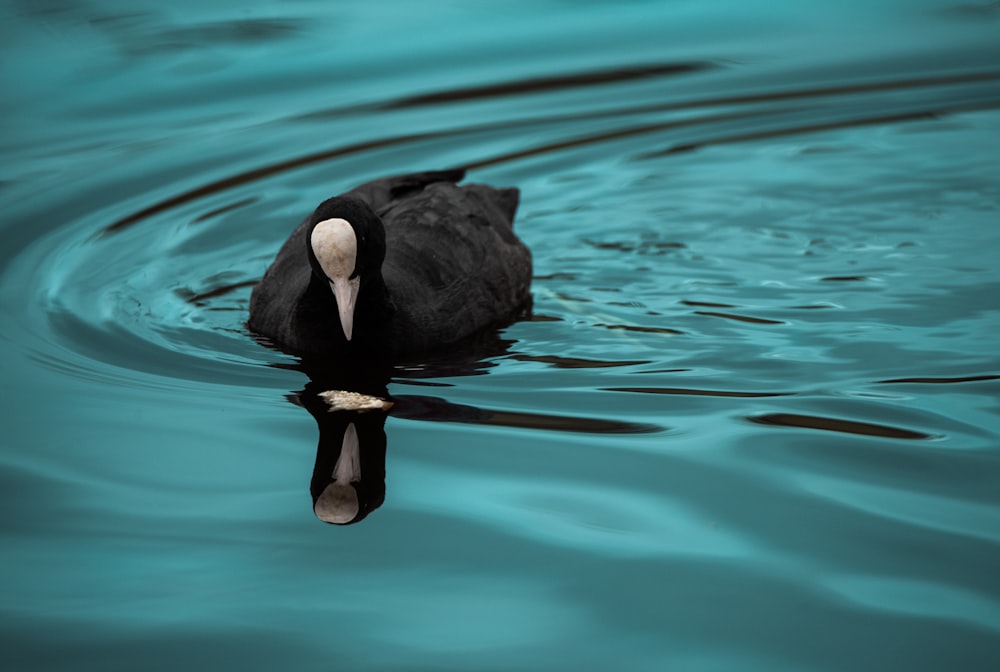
[3,1,1000,669]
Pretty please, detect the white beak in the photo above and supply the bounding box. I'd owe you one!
[311,217,361,342]
[329,275,360,341]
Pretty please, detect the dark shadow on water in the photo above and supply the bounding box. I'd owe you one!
[607,386,793,399]
[694,310,785,326]
[389,394,660,434]
[820,275,871,282]
[295,61,718,120]
[177,279,258,306]
[747,412,936,440]
[638,111,943,159]
[511,353,652,369]
[377,62,716,109]
[876,374,1000,385]
[681,299,737,308]
[594,323,685,335]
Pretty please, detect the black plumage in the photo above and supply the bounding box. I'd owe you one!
[248,169,532,357]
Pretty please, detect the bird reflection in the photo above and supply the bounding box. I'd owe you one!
[280,332,516,525]
[283,333,661,526]
[308,399,388,525]
[290,359,393,525]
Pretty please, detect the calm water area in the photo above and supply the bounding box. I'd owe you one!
[2,1,1000,670]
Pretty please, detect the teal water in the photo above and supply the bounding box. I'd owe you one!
[3,0,1000,669]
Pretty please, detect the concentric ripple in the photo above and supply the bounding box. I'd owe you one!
[3,1,1000,671]
[3,54,999,415]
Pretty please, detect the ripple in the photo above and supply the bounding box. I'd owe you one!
[4,4,1000,670]
[379,62,716,109]
[394,461,752,559]
[828,576,1000,631]
[747,413,936,440]
[392,395,662,435]
[4,197,283,389]
[607,387,793,399]
[680,299,737,308]
[694,311,785,325]
[638,110,944,158]
[93,67,1000,240]
[877,374,1000,385]
[820,275,872,282]
[176,280,258,307]
[594,323,685,335]
[511,354,652,369]
[99,132,450,235]
[191,197,259,223]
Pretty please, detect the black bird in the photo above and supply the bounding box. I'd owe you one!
[248,170,532,357]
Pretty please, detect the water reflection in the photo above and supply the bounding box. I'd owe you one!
[390,394,661,435]
[292,366,391,525]
[286,345,663,525]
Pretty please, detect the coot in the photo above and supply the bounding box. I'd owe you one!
[248,169,532,357]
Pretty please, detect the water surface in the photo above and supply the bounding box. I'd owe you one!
[2,1,1000,670]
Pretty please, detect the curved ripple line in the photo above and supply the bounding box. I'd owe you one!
[99,68,1000,238]
[462,105,796,170]
[641,110,940,157]
[380,62,716,109]
[645,69,1000,116]
[391,395,662,435]
[606,387,793,398]
[695,311,785,325]
[681,300,737,308]
[302,68,1000,124]
[748,413,936,440]
[97,105,801,235]
[877,374,1000,385]
[192,197,259,223]
[594,323,685,335]
[511,354,652,369]
[99,131,454,236]
[178,280,259,306]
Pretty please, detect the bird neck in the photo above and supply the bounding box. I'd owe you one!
[358,272,394,321]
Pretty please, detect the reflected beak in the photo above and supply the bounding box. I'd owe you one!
[329,276,360,341]
[313,422,362,524]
